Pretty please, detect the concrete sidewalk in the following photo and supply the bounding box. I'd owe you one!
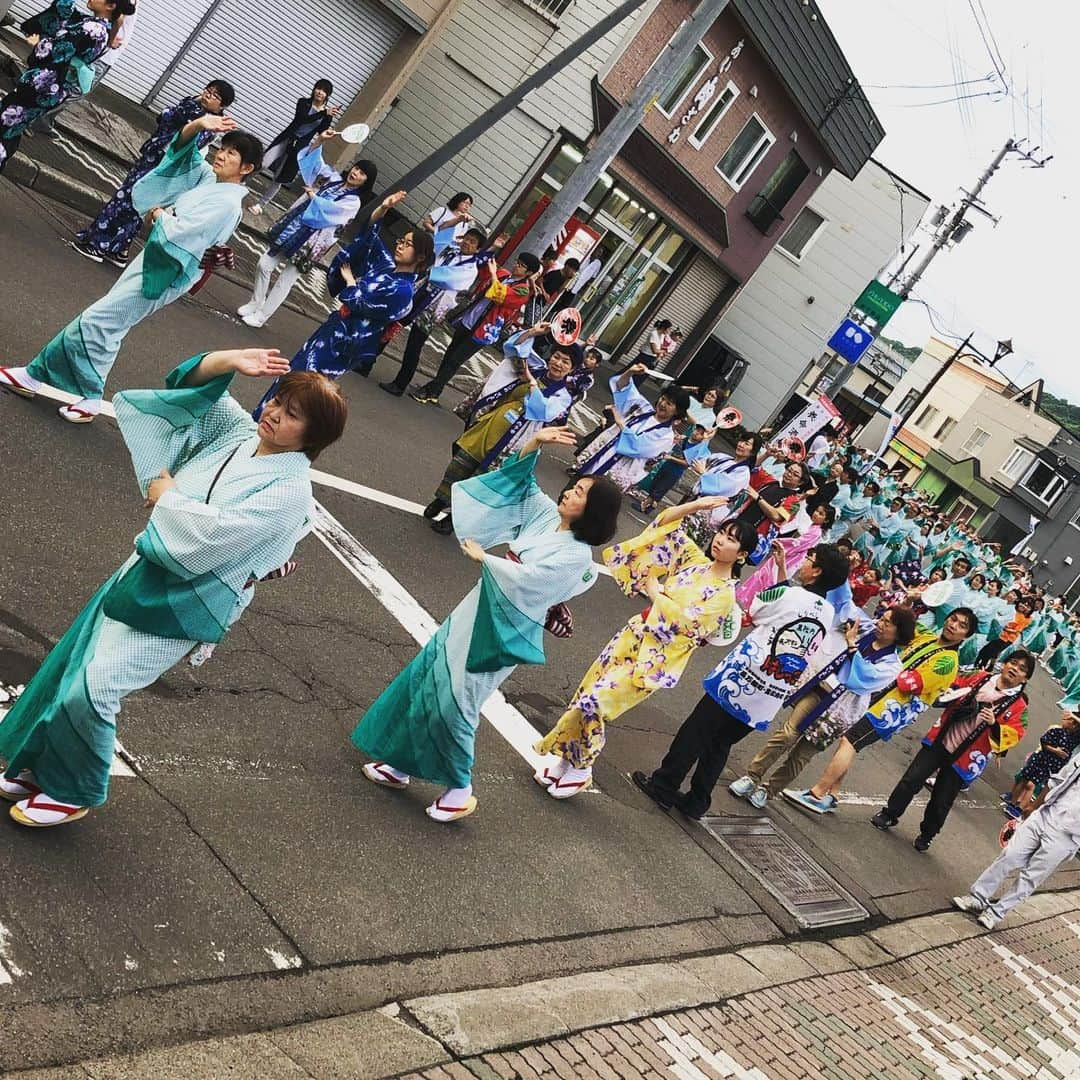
[13,890,1080,1079]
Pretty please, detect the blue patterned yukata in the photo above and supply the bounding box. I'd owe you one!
[0,0,110,173]
[75,96,214,260]
[254,222,417,416]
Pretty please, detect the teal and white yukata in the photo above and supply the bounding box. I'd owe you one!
[25,136,246,403]
[0,355,314,807]
[352,451,599,789]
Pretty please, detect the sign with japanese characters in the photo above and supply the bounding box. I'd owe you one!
[854,280,904,325]
[666,40,744,145]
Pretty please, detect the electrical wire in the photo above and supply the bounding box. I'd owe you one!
[882,90,1005,108]
[975,0,1009,81]
[966,0,1008,87]
[863,75,995,90]
[905,296,968,342]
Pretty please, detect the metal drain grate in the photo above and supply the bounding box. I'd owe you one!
[700,815,869,929]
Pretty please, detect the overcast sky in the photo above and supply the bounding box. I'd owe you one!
[818,0,1074,399]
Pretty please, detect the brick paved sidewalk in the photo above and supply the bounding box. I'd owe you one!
[404,912,1080,1080]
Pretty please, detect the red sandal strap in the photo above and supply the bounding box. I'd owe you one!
[26,794,82,814]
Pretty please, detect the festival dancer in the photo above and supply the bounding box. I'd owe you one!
[632,424,714,514]
[976,598,1034,670]
[71,79,235,267]
[1,114,262,421]
[409,252,541,405]
[632,541,850,819]
[0,0,129,174]
[423,323,577,534]
[680,431,763,548]
[353,430,622,822]
[1005,712,1080,815]
[0,349,347,826]
[238,130,376,327]
[730,606,913,810]
[533,504,756,798]
[784,608,975,814]
[953,748,1080,930]
[871,652,1031,851]
[250,79,338,214]
[252,191,433,415]
[574,363,689,491]
[734,504,834,611]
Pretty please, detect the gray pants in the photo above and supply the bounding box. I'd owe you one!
[971,814,1079,921]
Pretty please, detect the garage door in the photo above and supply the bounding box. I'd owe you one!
[8,0,404,145]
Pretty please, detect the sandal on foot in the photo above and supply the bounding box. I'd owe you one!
[0,367,38,399]
[58,403,98,424]
[0,771,41,801]
[425,794,478,822]
[361,762,410,788]
[533,762,567,788]
[547,768,592,800]
[10,793,89,827]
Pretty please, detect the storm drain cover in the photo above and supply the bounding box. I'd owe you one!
[700,815,869,929]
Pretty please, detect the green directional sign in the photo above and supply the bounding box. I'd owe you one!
[854,280,904,326]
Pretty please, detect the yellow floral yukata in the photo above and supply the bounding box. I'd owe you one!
[536,520,739,768]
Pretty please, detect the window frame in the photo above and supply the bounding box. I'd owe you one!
[655,42,715,119]
[999,446,1035,482]
[961,427,991,455]
[686,79,739,148]
[935,417,958,441]
[914,403,940,431]
[715,113,775,191]
[1020,460,1068,506]
[1069,505,1080,531]
[776,205,828,262]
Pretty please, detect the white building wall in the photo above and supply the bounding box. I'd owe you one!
[361,0,653,228]
[714,160,929,428]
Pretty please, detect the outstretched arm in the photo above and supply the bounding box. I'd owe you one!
[176,112,237,151]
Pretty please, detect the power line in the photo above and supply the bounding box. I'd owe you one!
[976,0,1009,77]
[863,74,995,90]
[966,0,1008,87]
[880,89,1005,108]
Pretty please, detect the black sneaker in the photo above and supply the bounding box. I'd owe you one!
[913,834,932,852]
[103,252,128,269]
[430,515,454,535]
[70,239,103,263]
[870,810,898,830]
[631,770,672,810]
[409,388,440,405]
[422,498,447,520]
[379,381,404,396]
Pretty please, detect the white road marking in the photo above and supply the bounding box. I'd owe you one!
[0,919,25,984]
[263,947,302,970]
[836,792,998,810]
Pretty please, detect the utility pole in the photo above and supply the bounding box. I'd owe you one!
[515,0,732,260]
[819,138,1049,400]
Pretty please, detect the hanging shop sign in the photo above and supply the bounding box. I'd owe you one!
[854,279,904,326]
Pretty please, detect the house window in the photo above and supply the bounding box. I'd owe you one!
[656,43,713,118]
[1000,446,1035,481]
[1021,460,1068,505]
[687,81,738,148]
[962,427,991,454]
[898,389,920,415]
[1070,505,1080,531]
[777,207,826,260]
[518,0,574,18]
[934,417,957,440]
[746,151,810,233]
[865,385,887,406]
[716,114,775,190]
[914,404,939,431]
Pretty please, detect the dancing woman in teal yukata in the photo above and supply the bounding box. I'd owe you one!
[0,114,262,422]
[0,349,347,826]
[353,429,623,823]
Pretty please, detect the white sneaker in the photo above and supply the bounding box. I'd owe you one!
[749,786,768,809]
[237,301,259,318]
[951,894,984,914]
[976,910,998,931]
[241,312,268,328]
[729,775,755,798]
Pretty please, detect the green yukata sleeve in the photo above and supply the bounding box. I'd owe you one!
[112,353,255,497]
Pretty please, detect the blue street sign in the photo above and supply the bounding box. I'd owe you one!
[828,319,874,364]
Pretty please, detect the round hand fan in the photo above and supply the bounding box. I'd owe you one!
[920,580,954,608]
[339,122,371,145]
[552,307,582,346]
[781,435,806,461]
[715,407,743,430]
[999,817,1019,848]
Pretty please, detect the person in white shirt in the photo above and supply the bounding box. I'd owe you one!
[953,735,1080,929]
[422,193,473,254]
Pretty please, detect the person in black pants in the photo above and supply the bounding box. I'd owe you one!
[633,542,850,818]
[872,652,1034,851]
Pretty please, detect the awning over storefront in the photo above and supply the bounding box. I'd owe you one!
[889,439,924,468]
[924,449,999,506]
[593,83,730,248]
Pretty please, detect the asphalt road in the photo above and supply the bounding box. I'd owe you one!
[0,178,1076,1068]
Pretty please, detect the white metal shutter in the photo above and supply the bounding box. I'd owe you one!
[148,0,403,145]
[629,254,730,372]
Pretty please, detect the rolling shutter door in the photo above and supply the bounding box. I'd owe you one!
[9,0,404,145]
[628,254,730,372]
[148,0,403,144]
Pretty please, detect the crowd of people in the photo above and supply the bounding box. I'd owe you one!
[1,0,1078,931]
